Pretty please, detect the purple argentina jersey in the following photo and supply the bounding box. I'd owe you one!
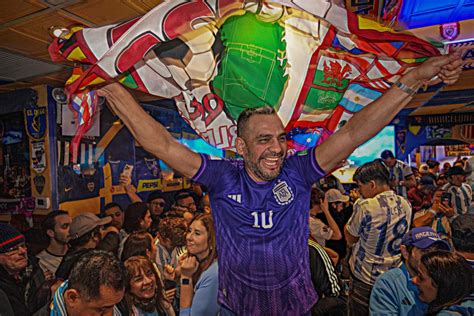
[192,149,325,315]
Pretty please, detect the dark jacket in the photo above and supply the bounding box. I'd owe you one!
[56,232,120,280]
[0,256,46,315]
[55,248,90,280]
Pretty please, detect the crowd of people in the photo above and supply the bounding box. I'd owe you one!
[0,52,472,316]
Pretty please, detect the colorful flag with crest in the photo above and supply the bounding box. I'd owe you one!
[48,0,443,153]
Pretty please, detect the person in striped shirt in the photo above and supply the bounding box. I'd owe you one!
[380,150,416,199]
[442,166,472,218]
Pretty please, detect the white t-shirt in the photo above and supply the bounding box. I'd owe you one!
[309,217,333,247]
[36,249,64,276]
[347,190,412,285]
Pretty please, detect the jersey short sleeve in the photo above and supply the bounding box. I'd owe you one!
[346,200,365,237]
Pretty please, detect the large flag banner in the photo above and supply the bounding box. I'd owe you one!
[49,0,443,153]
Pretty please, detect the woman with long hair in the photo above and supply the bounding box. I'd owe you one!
[121,231,157,262]
[178,214,219,315]
[124,256,175,316]
[413,250,473,315]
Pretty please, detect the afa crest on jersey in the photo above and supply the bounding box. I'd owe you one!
[273,180,294,205]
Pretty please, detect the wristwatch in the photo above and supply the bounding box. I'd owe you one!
[394,80,417,96]
[181,278,191,285]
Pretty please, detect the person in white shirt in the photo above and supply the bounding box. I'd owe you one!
[36,210,71,276]
[345,160,412,316]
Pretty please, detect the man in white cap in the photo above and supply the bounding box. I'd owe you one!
[56,213,117,280]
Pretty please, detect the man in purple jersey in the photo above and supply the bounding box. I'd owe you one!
[98,54,462,315]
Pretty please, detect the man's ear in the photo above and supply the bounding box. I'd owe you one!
[46,229,55,239]
[369,180,377,190]
[64,289,80,306]
[235,137,246,156]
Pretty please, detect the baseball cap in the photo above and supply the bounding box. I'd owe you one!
[326,189,350,203]
[69,213,111,240]
[419,176,436,190]
[401,227,450,250]
[380,150,395,159]
[447,166,468,177]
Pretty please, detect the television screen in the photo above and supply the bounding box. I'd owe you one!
[333,126,395,184]
[348,126,395,166]
[180,138,224,158]
[159,137,224,173]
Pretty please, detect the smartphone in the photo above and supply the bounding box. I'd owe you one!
[164,279,177,290]
[441,192,451,207]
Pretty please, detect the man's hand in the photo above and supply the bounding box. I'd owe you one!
[438,204,455,218]
[411,52,463,85]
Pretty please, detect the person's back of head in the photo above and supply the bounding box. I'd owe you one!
[121,231,153,261]
[65,250,125,315]
[158,217,187,249]
[123,202,149,234]
[353,159,390,186]
[451,214,474,255]
[426,159,440,170]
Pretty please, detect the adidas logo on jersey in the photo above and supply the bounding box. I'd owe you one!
[227,194,242,203]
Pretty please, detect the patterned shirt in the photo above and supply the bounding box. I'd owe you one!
[192,149,325,315]
[387,160,413,198]
[347,190,412,285]
[442,182,472,218]
[309,217,333,247]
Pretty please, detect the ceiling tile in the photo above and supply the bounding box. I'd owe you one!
[64,0,144,25]
[12,10,92,44]
[0,1,47,24]
[0,29,48,55]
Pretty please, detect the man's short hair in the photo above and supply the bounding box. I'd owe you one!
[68,250,125,300]
[41,210,69,233]
[236,106,276,138]
[451,214,474,253]
[158,217,187,247]
[353,159,389,185]
[426,159,440,169]
[380,150,395,159]
[147,191,166,204]
[174,191,193,204]
[102,202,123,215]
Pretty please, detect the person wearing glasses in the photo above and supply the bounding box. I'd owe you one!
[148,191,169,236]
[0,223,50,315]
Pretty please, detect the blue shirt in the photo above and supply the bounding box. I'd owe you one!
[192,149,325,315]
[436,293,474,315]
[179,261,220,316]
[370,263,428,316]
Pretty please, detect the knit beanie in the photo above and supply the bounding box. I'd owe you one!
[0,223,25,253]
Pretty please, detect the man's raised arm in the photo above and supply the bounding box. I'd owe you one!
[316,53,463,173]
[98,83,202,179]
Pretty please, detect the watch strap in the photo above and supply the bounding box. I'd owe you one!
[394,80,417,96]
